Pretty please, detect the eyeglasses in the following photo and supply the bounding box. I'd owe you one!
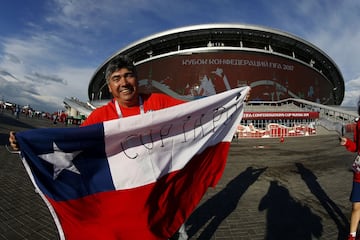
[110,72,135,84]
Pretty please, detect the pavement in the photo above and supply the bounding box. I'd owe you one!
[0,110,356,240]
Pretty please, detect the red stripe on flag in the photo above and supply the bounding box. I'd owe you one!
[48,142,230,240]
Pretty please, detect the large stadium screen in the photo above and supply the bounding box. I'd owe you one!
[136,52,334,104]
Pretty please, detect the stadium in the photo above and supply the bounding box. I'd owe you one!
[65,23,357,137]
[88,23,344,105]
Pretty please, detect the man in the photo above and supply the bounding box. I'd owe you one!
[9,55,188,239]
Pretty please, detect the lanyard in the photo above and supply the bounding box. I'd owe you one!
[115,96,144,118]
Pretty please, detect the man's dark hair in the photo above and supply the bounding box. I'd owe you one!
[105,55,136,82]
[358,96,360,116]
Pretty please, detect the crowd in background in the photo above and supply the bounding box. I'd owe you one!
[0,100,81,125]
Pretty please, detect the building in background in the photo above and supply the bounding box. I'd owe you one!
[65,23,354,136]
[87,23,344,107]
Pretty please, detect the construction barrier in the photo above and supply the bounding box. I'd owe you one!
[236,123,316,139]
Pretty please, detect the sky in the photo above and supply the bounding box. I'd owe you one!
[0,0,359,113]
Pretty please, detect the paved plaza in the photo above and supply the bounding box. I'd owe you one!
[0,110,356,239]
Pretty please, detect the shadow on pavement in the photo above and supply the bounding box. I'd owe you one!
[186,167,267,239]
[259,180,323,240]
[295,162,349,240]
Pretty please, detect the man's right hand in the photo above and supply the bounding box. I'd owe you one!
[9,131,19,151]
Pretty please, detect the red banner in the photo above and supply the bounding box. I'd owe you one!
[242,112,319,120]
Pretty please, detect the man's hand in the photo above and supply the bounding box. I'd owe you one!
[9,131,19,151]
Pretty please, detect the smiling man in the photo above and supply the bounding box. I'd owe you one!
[82,55,185,126]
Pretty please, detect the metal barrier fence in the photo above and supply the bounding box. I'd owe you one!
[237,98,358,139]
[235,122,316,139]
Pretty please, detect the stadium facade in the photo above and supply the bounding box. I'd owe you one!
[88,23,344,107]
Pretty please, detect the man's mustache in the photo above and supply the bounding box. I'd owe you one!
[119,85,135,92]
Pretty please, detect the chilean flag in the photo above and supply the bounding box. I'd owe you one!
[16,87,250,240]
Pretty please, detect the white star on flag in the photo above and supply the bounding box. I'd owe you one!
[38,142,82,179]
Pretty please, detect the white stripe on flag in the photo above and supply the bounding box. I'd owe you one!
[104,87,250,190]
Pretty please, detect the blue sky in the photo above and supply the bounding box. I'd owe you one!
[0,0,359,112]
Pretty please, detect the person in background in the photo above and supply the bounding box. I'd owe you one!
[15,105,20,119]
[9,55,188,239]
[340,97,360,240]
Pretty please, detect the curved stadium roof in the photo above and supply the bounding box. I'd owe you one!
[88,23,344,105]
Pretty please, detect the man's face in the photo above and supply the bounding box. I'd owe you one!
[108,68,139,107]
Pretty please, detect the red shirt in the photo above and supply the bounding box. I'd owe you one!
[345,119,360,181]
[81,93,185,126]
[345,119,360,154]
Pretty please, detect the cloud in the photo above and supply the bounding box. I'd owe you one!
[342,76,360,106]
[0,76,40,102]
[0,70,18,81]
[0,32,94,112]
[25,72,67,85]
[0,65,93,112]
[3,53,22,64]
